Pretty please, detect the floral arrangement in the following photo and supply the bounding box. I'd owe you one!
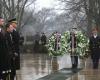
[47,33,67,56]
[47,31,89,58]
[75,31,89,58]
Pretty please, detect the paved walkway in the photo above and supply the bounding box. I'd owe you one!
[16,53,100,80]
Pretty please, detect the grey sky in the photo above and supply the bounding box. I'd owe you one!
[26,0,65,14]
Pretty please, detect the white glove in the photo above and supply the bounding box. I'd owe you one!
[14,52,18,56]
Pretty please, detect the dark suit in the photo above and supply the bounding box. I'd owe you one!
[5,31,16,80]
[0,28,9,79]
[70,33,78,69]
[89,35,100,69]
[11,29,20,70]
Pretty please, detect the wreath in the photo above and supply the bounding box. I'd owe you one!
[47,32,68,56]
[47,31,89,58]
[75,31,89,58]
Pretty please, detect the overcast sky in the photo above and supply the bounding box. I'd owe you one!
[26,0,65,14]
[35,0,59,10]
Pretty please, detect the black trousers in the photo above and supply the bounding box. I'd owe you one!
[71,55,78,68]
[0,72,9,80]
[91,50,100,69]
[10,58,16,80]
[15,53,20,70]
[92,58,99,69]
[2,73,8,80]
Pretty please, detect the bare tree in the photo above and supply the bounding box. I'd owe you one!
[84,0,100,33]
[33,8,53,33]
[58,0,100,35]
[0,0,36,31]
[57,0,87,33]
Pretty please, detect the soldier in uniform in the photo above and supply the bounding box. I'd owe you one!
[8,18,20,70]
[5,23,16,80]
[89,28,100,69]
[54,31,61,51]
[70,27,78,69]
[0,17,10,80]
[41,33,47,45]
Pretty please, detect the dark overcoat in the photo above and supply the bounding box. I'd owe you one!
[11,30,20,70]
[89,36,100,59]
[0,28,9,75]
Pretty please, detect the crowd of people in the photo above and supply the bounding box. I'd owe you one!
[0,17,23,80]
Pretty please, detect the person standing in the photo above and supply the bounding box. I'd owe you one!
[54,31,61,51]
[70,27,78,69]
[5,23,16,80]
[41,33,47,45]
[89,28,100,69]
[8,18,20,70]
[0,17,10,80]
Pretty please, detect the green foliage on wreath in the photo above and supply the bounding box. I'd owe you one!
[47,33,68,56]
[47,31,89,58]
[75,31,89,58]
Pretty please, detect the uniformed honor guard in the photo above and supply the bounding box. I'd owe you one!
[41,33,47,45]
[8,18,21,70]
[5,23,16,80]
[89,27,100,69]
[70,27,78,69]
[54,31,61,51]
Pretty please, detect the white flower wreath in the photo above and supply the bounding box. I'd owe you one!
[47,31,89,58]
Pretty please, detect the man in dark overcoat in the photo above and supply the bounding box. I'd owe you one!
[0,17,10,79]
[89,28,100,69]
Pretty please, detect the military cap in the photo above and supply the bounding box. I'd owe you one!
[8,18,17,23]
